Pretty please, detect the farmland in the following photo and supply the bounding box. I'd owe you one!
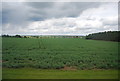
[2,37,119,69]
[2,37,119,79]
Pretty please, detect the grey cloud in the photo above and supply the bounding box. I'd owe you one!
[101,18,118,26]
[118,2,120,29]
[0,2,2,27]
[2,2,101,31]
[25,2,54,9]
[2,2,101,25]
[25,2,101,20]
[2,2,34,32]
[2,2,31,24]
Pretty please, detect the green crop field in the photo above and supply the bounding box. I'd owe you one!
[2,37,119,79]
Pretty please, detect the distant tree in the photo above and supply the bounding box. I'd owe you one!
[76,36,78,38]
[2,34,10,37]
[15,35,22,38]
[24,36,27,38]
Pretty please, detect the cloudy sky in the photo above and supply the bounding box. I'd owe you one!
[2,2,118,35]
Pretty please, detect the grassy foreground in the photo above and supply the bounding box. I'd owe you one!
[2,68,118,79]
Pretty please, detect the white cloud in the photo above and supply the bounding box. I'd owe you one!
[2,2,118,35]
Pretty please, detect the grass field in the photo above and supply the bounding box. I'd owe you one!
[3,68,118,79]
[2,37,119,79]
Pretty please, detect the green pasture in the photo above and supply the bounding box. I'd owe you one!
[3,68,118,79]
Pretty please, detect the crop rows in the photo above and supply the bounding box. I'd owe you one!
[2,37,119,69]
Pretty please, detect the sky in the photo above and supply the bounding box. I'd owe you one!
[1,2,118,36]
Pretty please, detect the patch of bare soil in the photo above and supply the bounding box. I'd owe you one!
[2,60,8,63]
[60,66,77,71]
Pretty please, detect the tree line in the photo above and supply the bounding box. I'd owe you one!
[2,35,22,38]
[1,35,82,38]
[86,31,120,42]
